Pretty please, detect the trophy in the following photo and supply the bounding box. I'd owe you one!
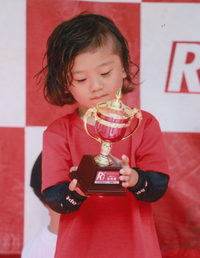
[69,89,142,196]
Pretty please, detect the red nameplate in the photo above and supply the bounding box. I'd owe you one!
[95,171,119,184]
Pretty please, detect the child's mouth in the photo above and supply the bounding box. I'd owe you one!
[91,94,107,100]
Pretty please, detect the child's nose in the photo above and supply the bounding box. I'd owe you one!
[90,78,103,92]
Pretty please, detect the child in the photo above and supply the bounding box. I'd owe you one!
[21,153,60,258]
[40,12,169,258]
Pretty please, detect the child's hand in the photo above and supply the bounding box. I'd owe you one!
[113,155,139,188]
[69,167,86,196]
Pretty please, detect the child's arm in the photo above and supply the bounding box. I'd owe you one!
[117,155,169,202]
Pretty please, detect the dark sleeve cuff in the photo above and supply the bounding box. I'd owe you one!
[127,168,169,202]
[43,182,87,214]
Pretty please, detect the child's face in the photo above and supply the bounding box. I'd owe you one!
[69,41,127,117]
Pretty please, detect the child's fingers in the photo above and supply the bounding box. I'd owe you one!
[121,181,129,188]
[69,179,78,191]
[121,155,130,167]
[119,173,129,181]
[69,179,87,196]
[70,166,78,172]
[120,173,133,188]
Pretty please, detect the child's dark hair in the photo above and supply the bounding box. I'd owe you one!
[37,12,139,106]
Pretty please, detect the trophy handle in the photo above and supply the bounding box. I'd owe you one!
[84,107,102,143]
[122,108,142,140]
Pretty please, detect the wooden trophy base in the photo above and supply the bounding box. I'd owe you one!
[69,155,126,196]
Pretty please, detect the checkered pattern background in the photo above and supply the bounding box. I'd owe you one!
[0,0,200,257]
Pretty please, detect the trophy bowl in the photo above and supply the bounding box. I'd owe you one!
[69,89,142,196]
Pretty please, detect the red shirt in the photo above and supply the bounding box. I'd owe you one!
[42,110,169,258]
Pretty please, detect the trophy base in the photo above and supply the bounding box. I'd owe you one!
[69,155,126,196]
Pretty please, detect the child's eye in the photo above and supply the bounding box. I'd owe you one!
[101,71,111,76]
[77,79,86,83]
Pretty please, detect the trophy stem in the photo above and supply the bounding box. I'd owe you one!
[94,142,113,166]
